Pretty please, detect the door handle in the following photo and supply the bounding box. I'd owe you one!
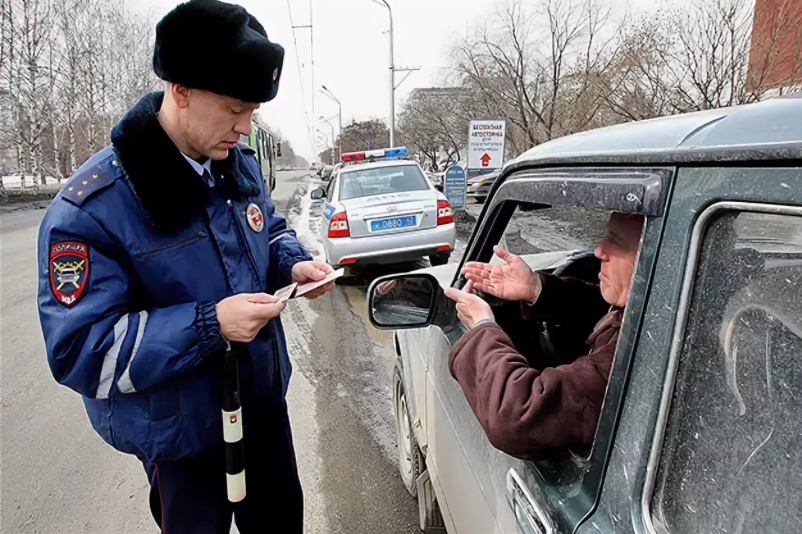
[506,469,555,534]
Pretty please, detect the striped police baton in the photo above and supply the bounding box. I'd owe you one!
[221,342,246,502]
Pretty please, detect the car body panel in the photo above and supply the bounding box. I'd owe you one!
[344,190,438,239]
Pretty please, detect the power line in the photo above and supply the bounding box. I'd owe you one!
[286,0,315,159]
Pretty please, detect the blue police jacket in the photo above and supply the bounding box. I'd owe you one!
[37,92,312,462]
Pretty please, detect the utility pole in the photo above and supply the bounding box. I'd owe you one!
[320,86,342,159]
[370,1,418,148]
[292,0,315,159]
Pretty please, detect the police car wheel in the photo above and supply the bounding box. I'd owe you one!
[394,360,422,498]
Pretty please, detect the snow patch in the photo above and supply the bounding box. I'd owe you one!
[2,175,62,188]
[287,185,325,262]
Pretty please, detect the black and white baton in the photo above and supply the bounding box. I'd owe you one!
[221,342,246,502]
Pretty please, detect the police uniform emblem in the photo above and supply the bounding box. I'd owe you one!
[246,203,264,232]
[49,241,90,306]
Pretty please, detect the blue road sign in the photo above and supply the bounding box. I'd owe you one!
[444,165,466,209]
[366,139,373,148]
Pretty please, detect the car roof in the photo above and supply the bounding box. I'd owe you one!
[508,95,802,171]
[339,159,421,173]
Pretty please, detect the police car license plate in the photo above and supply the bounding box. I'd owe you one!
[370,215,416,232]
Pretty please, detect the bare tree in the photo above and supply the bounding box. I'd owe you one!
[606,0,802,118]
[0,0,13,198]
[450,0,623,155]
[398,88,468,167]
[10,0,58,187]
[336,119,390,153]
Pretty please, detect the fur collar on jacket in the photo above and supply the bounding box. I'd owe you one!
[110,91,261,232]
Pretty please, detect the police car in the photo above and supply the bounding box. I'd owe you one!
[311,147,456,268]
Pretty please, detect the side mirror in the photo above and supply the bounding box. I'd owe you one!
[367,273,441,330]
[310,187,326,200]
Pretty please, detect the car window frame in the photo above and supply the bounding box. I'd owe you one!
[446,165,672,533]
[641,200,802,534]
[325,174,338,201]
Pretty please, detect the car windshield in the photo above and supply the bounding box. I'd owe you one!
[339,164,430,200]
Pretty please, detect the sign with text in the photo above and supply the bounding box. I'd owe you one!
[444,165,466,209]
[467,119,506,170]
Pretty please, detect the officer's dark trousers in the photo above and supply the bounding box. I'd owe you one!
[141,397,303,534]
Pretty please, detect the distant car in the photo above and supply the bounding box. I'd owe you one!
[319,164,335,180]
[466,170,500,202]
[311,147,457,268]
[324,163,343,182]
[426,171,444,192]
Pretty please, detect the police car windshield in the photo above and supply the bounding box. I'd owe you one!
[339,164,429,200]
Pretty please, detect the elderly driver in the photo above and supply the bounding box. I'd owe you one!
[444,213,643,459]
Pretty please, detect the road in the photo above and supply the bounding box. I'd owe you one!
[0,170,420,534]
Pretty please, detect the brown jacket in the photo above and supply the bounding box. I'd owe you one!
[448,273,622,460]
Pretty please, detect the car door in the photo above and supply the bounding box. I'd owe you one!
[581,166,802,534]
[424,166,671,534]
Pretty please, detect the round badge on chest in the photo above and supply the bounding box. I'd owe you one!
[246,203,265,233]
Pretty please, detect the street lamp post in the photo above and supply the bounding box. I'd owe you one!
[368,0,418,149]
[320,86,342,159]
[318,119,336,164]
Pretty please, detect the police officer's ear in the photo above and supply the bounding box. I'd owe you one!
[169,83,192,110]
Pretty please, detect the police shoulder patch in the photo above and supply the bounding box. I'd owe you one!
[61,159,121,207]
[49,241,90,307]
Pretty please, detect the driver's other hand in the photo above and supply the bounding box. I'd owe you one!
[376,280,397,295]
[461,246,541,303]
[445,283,494,329]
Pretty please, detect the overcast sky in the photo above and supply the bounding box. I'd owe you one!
[132,0,676,161]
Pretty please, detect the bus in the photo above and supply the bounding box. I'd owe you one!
[241,122,279,192]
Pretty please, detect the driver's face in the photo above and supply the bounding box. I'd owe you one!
[594,213,644,307]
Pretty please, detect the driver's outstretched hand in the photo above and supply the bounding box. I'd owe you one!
[462,246,540,303]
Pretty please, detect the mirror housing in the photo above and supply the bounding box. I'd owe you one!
[310,187,326,200]
[367,273,442,330]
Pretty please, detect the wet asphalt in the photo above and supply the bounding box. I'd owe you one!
[0,170,441,534]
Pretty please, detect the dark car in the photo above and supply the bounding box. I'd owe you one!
[365,96,802,533]
[466,170,500,202]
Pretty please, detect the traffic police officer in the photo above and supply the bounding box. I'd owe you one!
[36,1,334,532]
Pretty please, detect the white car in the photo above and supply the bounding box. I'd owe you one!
[311,147,457,268]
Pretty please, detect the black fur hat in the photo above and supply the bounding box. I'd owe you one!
[153,0,284,103]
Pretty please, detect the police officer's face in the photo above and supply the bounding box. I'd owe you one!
[177,87,260,160]
[594,213,644,308]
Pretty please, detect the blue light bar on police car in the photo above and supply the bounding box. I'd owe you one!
[342,146,408,162]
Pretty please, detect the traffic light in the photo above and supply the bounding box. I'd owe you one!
[277,142,282,157]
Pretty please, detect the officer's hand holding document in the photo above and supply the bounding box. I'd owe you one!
[289,260,342,300]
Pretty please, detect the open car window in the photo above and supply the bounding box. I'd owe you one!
[492,204,611,273]
[487,202,646,431]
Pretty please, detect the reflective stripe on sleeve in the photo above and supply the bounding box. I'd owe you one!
[117,310,149,394]
[96,314,129,400]
[268,232,291,245]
